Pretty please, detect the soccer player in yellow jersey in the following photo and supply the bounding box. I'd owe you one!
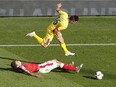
[26,3,79,56]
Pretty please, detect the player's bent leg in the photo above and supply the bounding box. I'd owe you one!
[34,34,50,48]
[59,63,78,72]
[42,34,54,48]
[42,39,51,48]
[55,35,71,56]
[26,31,43,45]
[59,62,83,72]
[26,31,52,48]
[51,59,62,67]
[34,34,43,44]
[53,60,83,72]
[51,59,59,62]
[55,35,75,56]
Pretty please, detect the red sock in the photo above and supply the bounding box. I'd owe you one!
[62,64,77,71]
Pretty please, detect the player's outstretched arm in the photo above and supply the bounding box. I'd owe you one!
[56,3,62,12]
[24,70,43,78]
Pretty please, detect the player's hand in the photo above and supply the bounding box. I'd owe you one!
[36,75,43,78]
[57,3,62,8]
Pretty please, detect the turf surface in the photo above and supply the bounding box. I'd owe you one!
[0,16,116,87]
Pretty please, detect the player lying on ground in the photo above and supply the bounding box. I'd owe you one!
[26,3,79,56]
[11,59,83,78]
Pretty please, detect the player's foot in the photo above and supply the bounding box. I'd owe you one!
[70,61,74,65]
[76,64,83,73]
[65,51,75,56]
[26,31,35,37]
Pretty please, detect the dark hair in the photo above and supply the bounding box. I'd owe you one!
[11,60,24,73]
[11,60,17,70]
[69,15,79,21]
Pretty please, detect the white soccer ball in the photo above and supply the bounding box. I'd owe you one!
[95,71,104,80]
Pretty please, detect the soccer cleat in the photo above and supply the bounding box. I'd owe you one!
[65,51,75,56]
[70,61,74,66]
[76,64,83,73]
[26,31,35,37]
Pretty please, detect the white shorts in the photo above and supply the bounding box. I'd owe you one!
[38,60,58,73]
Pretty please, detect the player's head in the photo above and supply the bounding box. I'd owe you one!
[11,60,22,70]
[69,15,79,24]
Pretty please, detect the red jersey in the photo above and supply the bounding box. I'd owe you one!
[18,64,39,73]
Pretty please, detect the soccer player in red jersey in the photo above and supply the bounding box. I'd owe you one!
[11,59,83,78]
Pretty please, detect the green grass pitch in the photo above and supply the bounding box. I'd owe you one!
[0,16,116,87]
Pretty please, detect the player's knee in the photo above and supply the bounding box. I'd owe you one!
[59,38,64,43]
[52,59,58,61]
[56,61,62,67]
[41,42,49,48]
[42,44,49,48]
[55,60,62,64]
[43,45,48,48]
[52,59,61,64]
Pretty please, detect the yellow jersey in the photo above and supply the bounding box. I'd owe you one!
[42,11,68,45]
[48,11,68,31]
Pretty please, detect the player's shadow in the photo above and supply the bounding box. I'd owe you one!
[0,67,28,76]
[83,76,97,80]
[0,56,41,72]
[52,68,74,74]
[0,56,16,60]
[81,68,97,80]
[0,56,40,64]
[0,67,12,71]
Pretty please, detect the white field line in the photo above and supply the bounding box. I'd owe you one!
[0,43,116,47]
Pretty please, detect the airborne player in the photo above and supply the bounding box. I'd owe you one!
[26,3,79,56]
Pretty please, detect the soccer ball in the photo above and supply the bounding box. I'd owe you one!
[95,71,104,80]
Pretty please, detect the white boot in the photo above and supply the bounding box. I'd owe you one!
[65,51,75,56]
[76,64,83,73]
[26,31,35,37]
[70,61,74,65]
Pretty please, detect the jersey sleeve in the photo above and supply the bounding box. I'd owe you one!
[19,65,29,72]
[52,10,68,31]
[58,11,68,16]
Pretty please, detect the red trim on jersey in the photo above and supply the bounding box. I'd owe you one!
[39,63,53,68]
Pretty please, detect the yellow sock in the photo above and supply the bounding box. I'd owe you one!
[34,34,43,44]
[61,43,69,53]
